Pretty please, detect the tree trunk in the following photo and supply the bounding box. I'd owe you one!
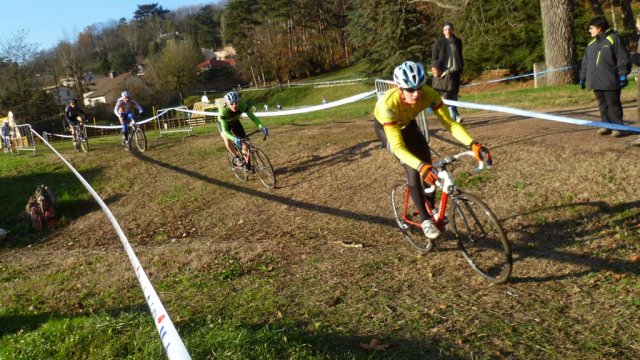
[620,0,635,31]
[586,0,604,17]
[540,0,577,85]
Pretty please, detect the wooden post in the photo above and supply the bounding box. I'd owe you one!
[533,62,547,88]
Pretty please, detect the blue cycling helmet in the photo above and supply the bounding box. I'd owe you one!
[224,91,240,104]
[393,61,426,89]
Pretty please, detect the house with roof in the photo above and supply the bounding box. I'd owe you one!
[197,58,236,72]
[202,45,236,60]
[43,85,76,107]
[83,71,151,108]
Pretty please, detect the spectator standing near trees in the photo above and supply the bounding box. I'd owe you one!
[431,22,464,123]
[579,16,630,138]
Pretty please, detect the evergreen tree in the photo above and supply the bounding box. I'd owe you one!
[347,0,430,78]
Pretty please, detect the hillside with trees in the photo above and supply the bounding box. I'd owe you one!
[0,0,638,126]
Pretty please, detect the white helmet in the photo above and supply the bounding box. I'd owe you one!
[121,91,131,99]
[224,91,240,104]
[393,61,426,89]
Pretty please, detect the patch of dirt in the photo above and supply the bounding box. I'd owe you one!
[2,103,640,357]
[462,69,534,94]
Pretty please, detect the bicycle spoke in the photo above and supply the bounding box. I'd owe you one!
[450,192,512,284]
[250,147,276,189]
[133,128,147,152]
[390,181,433,253]
[226,150,248,181]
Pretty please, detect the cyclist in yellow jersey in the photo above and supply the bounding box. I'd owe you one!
[374,61,492,240]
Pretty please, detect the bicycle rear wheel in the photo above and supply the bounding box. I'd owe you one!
[226,150,248,181]
[79,127,89,153]
[390,181,434,253]
[133,128,147,152]
[250,147,276,189]
[449,192,512,284]
[4,139,14,153]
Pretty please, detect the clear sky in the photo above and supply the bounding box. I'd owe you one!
[0,1,221,51]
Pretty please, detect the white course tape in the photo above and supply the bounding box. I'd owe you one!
[30,129,192,360]
[444,99,640,133]
[85,109,171,130]
[174,90,377,118]
[43,131,73,139]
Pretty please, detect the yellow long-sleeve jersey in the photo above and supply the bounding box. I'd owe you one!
[374,86,474,169]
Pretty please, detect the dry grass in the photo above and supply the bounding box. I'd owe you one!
[1,105,639,358]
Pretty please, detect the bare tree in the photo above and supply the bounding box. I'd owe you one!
[55,40,91,104]
[146,39,201,104]
[540,0,576,85]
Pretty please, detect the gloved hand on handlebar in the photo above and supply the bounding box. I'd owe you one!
[471,141,493,166]
[419,163,438,187]
[234,137,242,149]
[261,126,269,138]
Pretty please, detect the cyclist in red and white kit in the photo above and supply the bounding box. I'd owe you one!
[114,91,143,145]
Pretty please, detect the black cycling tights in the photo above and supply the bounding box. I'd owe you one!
[375,120,434,222]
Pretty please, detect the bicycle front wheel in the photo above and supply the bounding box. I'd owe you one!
[79,128,89,152]
[226,150,248,182]
[390,181,433,253]
[250,147,276,189]
[133,128,147,152]
[449,192,512,284]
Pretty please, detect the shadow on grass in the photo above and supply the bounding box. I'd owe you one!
[1,307,464,359]
[0,166,116,246]
[0,304,148,337]
[132,151,395,228]
[179,319,458,359]
[275,138,379,179]
[504,199,640,283]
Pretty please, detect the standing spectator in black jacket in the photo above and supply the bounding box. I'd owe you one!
[432,22,464,123]
[580,16,631,138]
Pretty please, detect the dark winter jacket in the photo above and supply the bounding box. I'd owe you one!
[432,35,463,74]
[64,105,85,122]
[580,29,630,91]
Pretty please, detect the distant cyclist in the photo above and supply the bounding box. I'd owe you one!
[1,120,12,150]
[64,99,86,149]
[217,91,268,169]
[114,91,143,146]
[374,61,492,240]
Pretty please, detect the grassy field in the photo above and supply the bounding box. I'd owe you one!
[1,78,639,359]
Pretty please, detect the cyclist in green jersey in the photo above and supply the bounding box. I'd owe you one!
[374,61,492,240]
[217,91,269,168]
